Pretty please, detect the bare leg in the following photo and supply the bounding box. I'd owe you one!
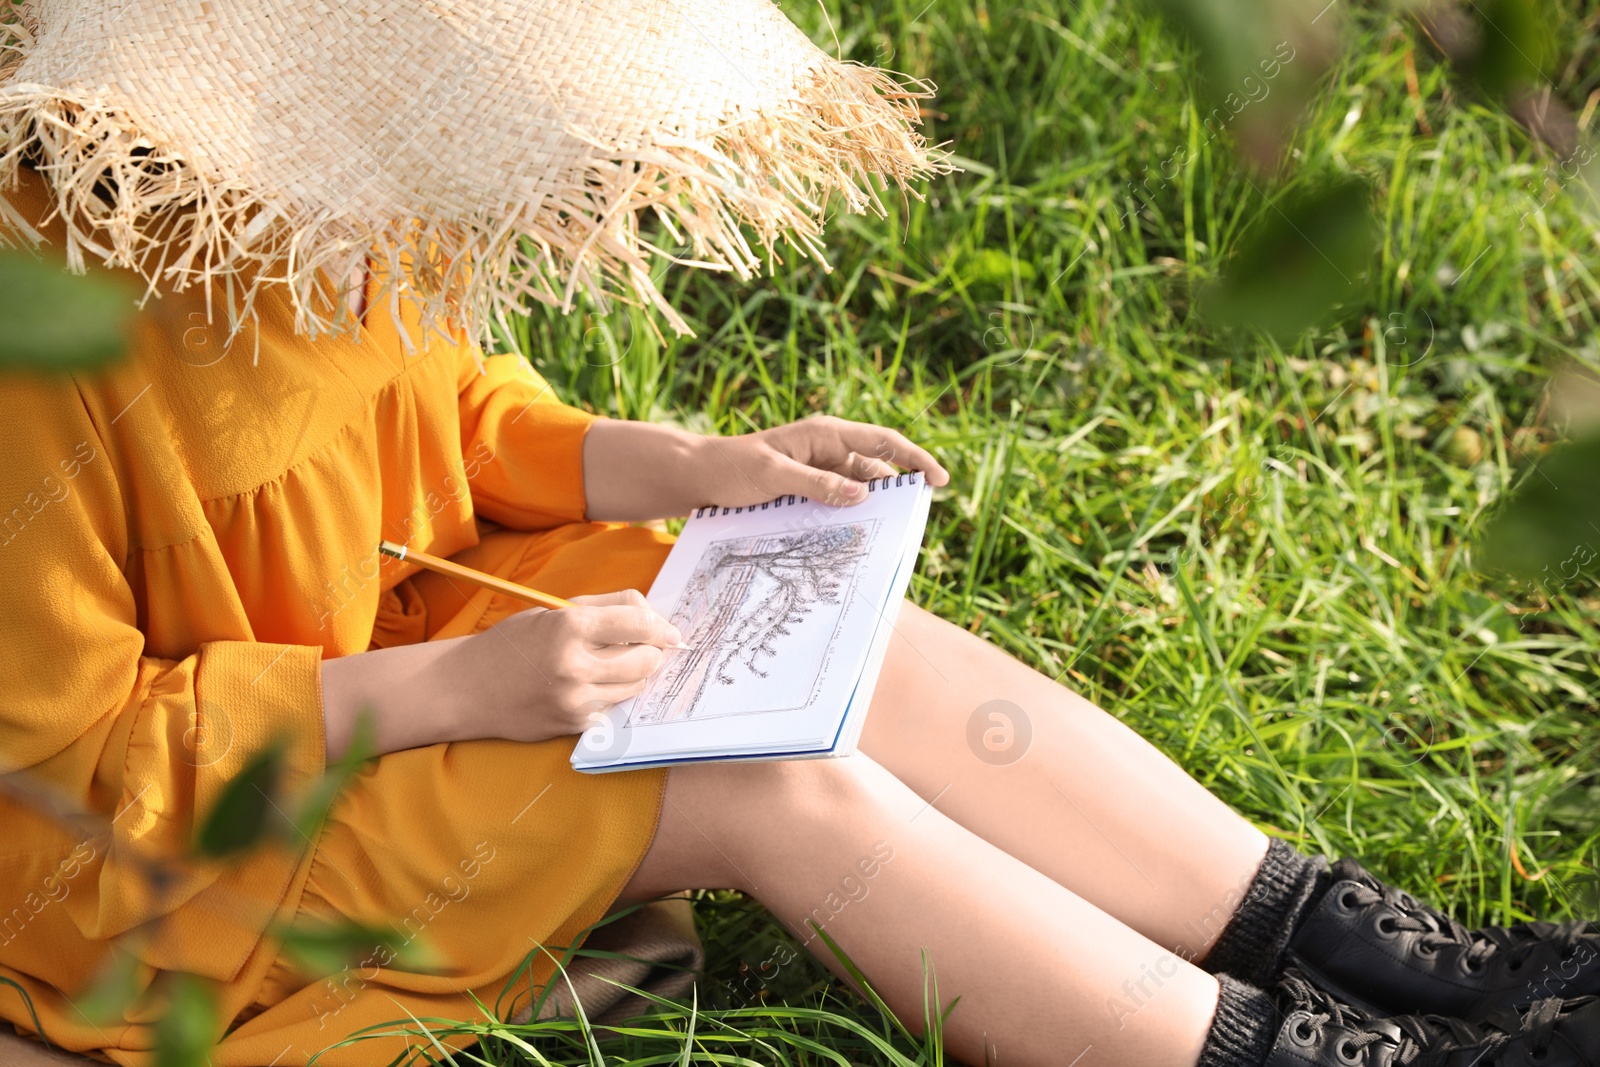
[619,753,1223,1067]
[857,603,1271,962]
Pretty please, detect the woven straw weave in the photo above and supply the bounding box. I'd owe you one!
[0,1,947,353]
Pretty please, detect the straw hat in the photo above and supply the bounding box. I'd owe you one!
[0,1,947,352]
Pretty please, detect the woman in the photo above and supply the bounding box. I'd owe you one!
[1,2,1596,1066]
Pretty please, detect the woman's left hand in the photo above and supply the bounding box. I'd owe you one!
[693,415,949,509]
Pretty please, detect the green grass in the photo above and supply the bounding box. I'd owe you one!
[350,0,1600,1062]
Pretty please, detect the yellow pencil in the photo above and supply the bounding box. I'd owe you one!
[378,540,576,609]
[376,540,694,649]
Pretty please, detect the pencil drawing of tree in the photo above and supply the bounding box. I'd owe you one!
[704,524,871,684]
[628,521,879,725]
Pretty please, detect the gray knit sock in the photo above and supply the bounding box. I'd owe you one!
[1197,975,1280,1067]
[1200,838,1331,988]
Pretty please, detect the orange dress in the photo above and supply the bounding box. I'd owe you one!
[0,163,673,1065]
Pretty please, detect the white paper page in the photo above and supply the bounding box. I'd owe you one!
[573,473,931,771]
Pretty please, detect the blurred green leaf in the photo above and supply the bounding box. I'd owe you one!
[1478,434,1600,581]
[292,705,378,841]
[1436,0,1557,101]
[1141,0,1280,91]
[194,739,287,859]
[1543,776,1600,838]
[153,974,216,1067]
[271,917,441,980]
[0,250,135,371]
[1201,176,1378,342]
[76,947,143,1025]
[0,977,50,1049]
[1136,0,1334,164]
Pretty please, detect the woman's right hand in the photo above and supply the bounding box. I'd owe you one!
[458,589,683,744]
[320,589,683,761]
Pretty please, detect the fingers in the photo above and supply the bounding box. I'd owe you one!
[567,680,653,722]
[577,602,684,650]
[820,416,950,486]
[584,679,654,704]
[570,590,683,647]
[828,452,899,481]
[569,589,650,609]
[566,679,655,732]
[586,640,670,683]
[727,416,950,509]
[481,594,678,743]
[540,609,674,702]
[773,449,924,508]
[563,681,649,738]
[771,453,871,506]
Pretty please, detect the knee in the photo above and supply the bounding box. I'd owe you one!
[693,751,882,823]
[662,754,888,885]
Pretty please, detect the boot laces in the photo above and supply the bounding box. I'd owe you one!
[1335,870,1591,974]
[1280,972,1559,1064]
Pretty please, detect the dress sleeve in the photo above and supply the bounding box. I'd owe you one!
[455,346,601,530]
[0,374,325,981]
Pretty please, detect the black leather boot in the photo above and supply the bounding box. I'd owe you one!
[1286,858,1600,1020]
[1267,969,1600,1066]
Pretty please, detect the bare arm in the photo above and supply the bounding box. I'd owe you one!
[318,591,681,761]
[320,634,471,761]
[580,420,711,522]
[581,415,950,522]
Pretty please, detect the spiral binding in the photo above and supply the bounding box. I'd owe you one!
[692,470,923,519]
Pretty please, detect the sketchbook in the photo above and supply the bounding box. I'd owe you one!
[571,471,934,773]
